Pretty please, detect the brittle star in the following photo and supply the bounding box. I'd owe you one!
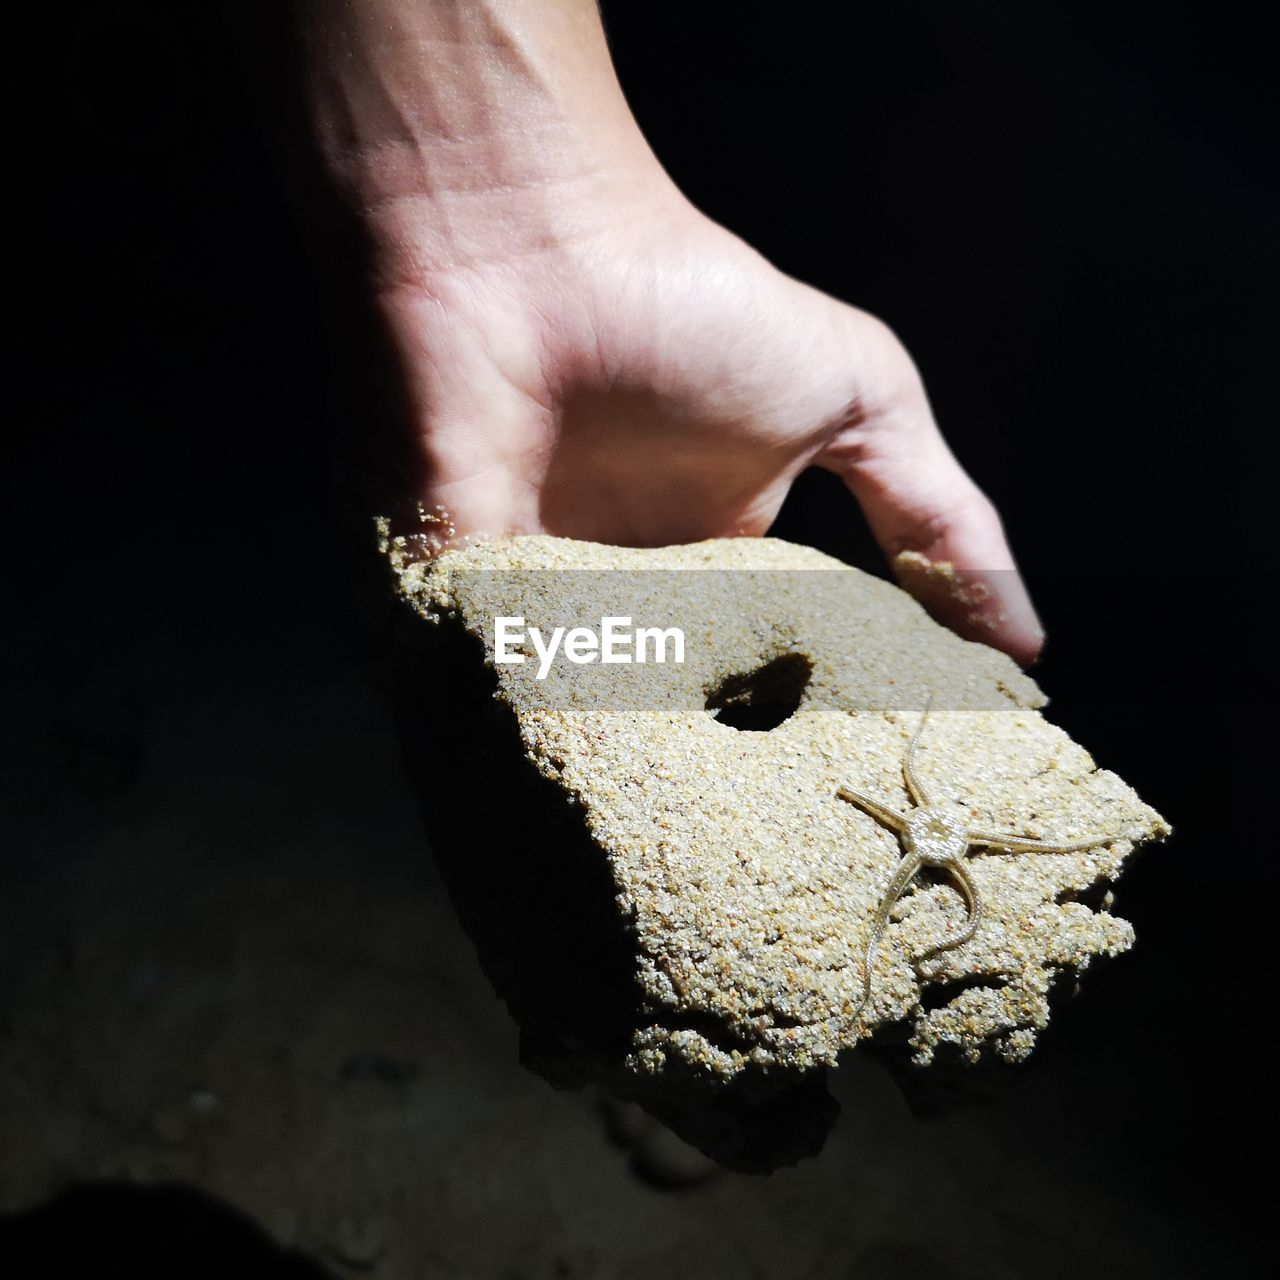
[836,698,1118,1022]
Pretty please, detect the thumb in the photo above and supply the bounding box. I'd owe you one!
[816,311,1044,666]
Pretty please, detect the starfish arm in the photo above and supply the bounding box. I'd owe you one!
[879,850,929,924]
[967,829,1118,855]
[851,940,875,1025]
[903,695,935,809]
[836,787,908,832]
[849,851,924,1024]
[922,858,983,956]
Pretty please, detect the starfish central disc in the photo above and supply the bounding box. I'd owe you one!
[902,807,968,866]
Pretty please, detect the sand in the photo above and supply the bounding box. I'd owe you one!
[387,534,1170,1093]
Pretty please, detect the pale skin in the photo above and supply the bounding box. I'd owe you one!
[243,0,1046,664]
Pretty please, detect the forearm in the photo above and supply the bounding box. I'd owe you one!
[240,0,676,281]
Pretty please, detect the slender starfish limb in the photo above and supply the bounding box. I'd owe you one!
[920,858,982,957]
[850,851,924,1022]
[902,695,935,809]
[967,831,1118,855]
[835,788,908,833]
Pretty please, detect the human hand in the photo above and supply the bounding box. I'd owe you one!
[248,0,1043,664]
[369,193,1043,663]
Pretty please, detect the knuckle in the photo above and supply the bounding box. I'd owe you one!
[942,485,1004,540]
[845,309,923,404]
[894,480,1002,554]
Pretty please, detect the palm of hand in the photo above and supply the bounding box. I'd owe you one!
[373,202,1041,661]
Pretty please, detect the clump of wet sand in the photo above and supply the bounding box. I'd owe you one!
[389,534,1169,1087]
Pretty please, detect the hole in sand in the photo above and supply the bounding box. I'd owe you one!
[706,653,812,732]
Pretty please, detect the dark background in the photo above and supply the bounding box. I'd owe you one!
[8,1,1274,1275]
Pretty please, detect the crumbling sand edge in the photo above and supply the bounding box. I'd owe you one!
[388,533,1170,1080]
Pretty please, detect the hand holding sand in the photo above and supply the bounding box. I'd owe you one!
[240,0,1044,663]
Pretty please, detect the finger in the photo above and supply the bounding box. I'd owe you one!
[816,312,1045,666]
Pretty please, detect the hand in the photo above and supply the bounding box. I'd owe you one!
[365,188,1043,663]
[244,0,1043,664]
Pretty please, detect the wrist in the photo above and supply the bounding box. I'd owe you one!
[288,0,680,283]
[343,147,682,290]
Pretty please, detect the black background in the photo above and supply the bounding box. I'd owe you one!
[9,1,1274,1275]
